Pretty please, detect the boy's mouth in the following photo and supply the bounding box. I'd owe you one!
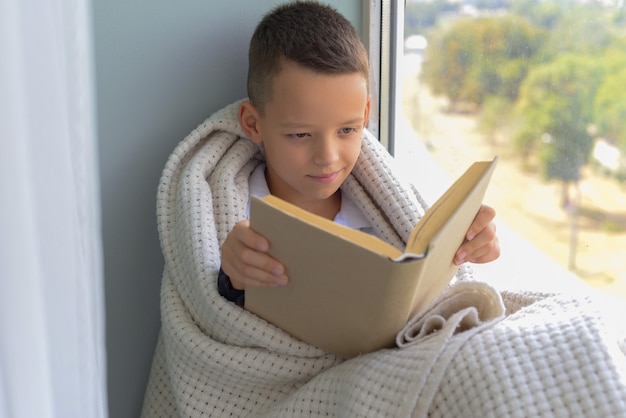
[308,171,340,184]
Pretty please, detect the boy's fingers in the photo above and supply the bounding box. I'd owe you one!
[466,205,496,240]
[454,222,498,265]
[236,244,285,276]
[469,237,501,263]
[465,242,491,262]
[470,246,500,264]
[230,267,288,289]
[232,220,269,252]
[456,235,500,265]
[223,254,288,288]
[222,244,287,288]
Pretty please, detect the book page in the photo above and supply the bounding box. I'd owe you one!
[403,158,497,257]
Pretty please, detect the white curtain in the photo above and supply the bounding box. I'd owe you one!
[0,0,107,416]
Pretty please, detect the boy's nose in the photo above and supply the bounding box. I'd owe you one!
[313,135,339,166]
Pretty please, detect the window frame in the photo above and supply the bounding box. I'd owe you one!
[364,0,404,155]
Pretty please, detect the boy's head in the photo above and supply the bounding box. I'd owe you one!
[239,1,371,212]
[247,1,369,114]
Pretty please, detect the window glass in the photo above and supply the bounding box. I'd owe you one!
[396,0,626,300]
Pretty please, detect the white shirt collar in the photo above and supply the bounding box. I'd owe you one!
[248,163,373,231]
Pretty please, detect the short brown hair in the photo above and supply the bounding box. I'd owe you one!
[247,1,369,113]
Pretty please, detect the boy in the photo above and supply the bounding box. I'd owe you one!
[218,1,499,304]
[142,2,504,416]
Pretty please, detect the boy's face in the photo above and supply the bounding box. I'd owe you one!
[240,60,370,212]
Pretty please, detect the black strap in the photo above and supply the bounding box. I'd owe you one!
[217,267,245,307]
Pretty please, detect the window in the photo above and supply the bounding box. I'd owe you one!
[390,0,626,301]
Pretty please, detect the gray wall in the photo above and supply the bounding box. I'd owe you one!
[93,1,363,416]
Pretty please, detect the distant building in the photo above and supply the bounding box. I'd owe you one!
[592,138,626,176]
[404,34,428,53]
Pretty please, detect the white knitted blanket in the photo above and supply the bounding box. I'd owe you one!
[142,100,626,417]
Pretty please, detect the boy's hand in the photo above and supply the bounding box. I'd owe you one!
[221,220,288,290]
[453,204,500,265]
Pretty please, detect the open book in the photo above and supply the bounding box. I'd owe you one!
[246,157,497,358]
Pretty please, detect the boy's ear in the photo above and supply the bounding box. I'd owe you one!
[239,101,263,144]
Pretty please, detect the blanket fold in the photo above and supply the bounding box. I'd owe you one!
[397,280,505,348]
[142,100,626,418]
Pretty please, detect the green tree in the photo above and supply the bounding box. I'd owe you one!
[593,45,626,151]
[510,0,567,30]
[405,0,457,35]
[514,53,603,204]
[421,15,546,108]
[594,69,626,150]
[420,25,471,105]
[540,4,615,61]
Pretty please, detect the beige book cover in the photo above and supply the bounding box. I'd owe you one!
[246,157,497,358]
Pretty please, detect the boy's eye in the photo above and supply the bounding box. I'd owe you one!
[288,133,310,139]
[339,127,357,135]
